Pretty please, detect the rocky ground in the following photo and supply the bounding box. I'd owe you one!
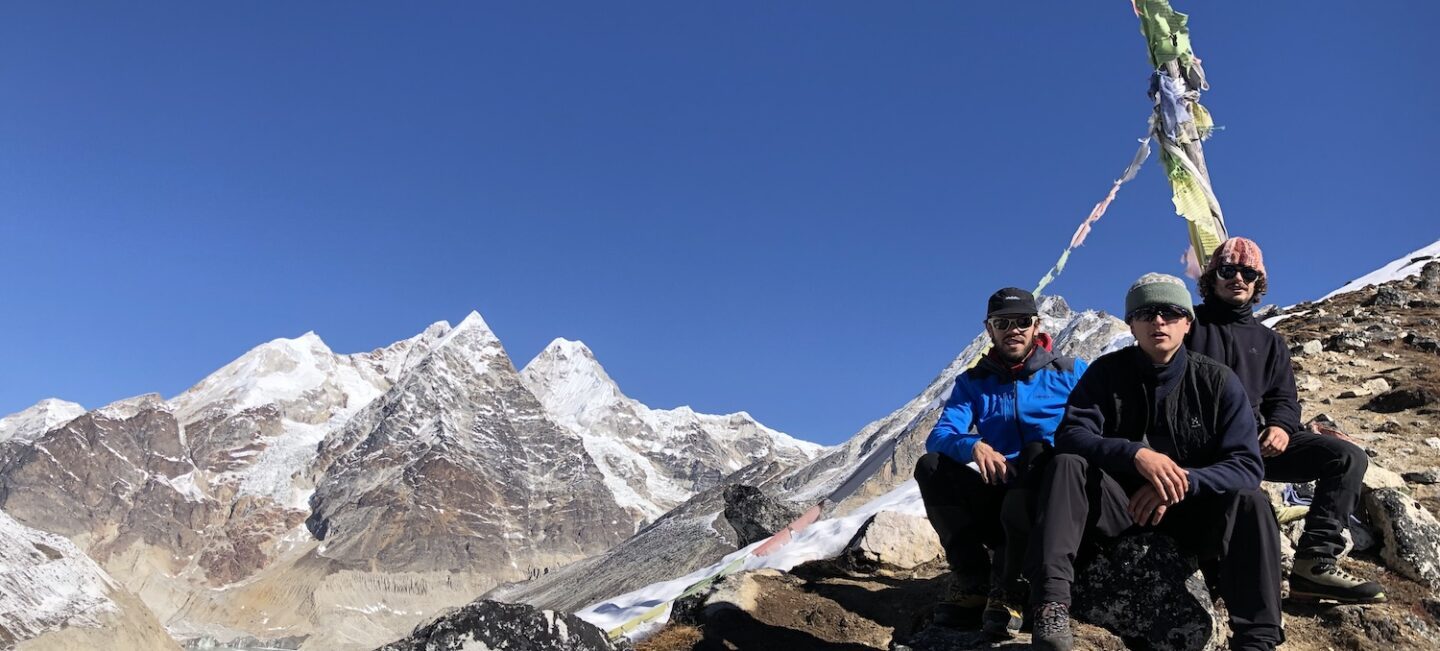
[624,264,1440,651]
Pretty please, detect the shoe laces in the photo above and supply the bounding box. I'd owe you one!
[1315,561,1364,584]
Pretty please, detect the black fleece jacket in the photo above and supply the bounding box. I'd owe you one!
[1054,345,1263,497]
[1185,297,1303,435]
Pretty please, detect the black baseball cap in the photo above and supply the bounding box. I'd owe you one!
[986,287,1037,317]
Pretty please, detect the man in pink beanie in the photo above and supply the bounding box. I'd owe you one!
[1188,237,1386,604]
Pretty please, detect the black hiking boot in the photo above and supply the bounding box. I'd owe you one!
[931,572,986,630]
[1031,601,1073,651]
[1288,557,1386,604]
[980,593,1022,639]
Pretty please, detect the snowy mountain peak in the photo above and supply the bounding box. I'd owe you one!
[432,310,504,358]
[0,398,87,444]
[95,394,169,420]
[521,339,623,432]
[168,331,349,421]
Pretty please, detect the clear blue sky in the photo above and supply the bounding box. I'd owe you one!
[2,3,1435,445]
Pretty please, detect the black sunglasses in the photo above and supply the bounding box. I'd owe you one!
[1216,264,1261,283]
[987,315,1036,331]
[1126,305,1189,323]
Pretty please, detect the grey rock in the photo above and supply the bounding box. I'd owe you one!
[1404,469,1440,485]
[1364,488,1440,588]
[1405,332,1440,355]
[1366,286,1411,308]
[1363,387,1439,413]
[375,599,629,651]
[1295,340,1324,357]
[1294,374,1323,393]
[1363,464,1408,492]
[839,511,943,576]
[1420,261,1440,291]
[1071,534,1225,651]
[1325,332,1369,352]
[1427,437,1440,450]
[723,484,803,548]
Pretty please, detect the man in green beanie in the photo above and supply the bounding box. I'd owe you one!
[1025,273,1283,651]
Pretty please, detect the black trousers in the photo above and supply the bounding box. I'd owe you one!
[1263,430,1367,561]
[1026,454,1283,649]
[914,452,1030,593]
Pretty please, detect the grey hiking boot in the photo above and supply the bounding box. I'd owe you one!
[931,572,986,630]
[1031,601,1073,651]
[1289,557,1386,603]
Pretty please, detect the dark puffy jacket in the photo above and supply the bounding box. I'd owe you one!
[1054,345,1262,497]
[1185,297,1302,435]
[926,333,1087,463]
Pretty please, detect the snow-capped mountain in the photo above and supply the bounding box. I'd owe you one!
[521,338,821,520]
[306,311,629,576]
[0,308,810,650]
[0,398,85,445]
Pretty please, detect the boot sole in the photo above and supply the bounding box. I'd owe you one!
[1288,590,1387,605]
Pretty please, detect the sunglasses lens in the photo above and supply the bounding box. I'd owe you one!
[989,316,1034,330]
[1218,265,1260,282]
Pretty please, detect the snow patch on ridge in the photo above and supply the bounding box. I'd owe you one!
[1322,238,1440,300]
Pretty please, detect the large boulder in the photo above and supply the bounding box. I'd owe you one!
[839,511,943,577]
[671,569,894,650]
[1364,488,1440,589]
[1071,534,1226,651]
[374,600,628,651]
[723,484,803,547]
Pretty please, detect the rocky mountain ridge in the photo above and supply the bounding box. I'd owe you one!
[0,311,813,650]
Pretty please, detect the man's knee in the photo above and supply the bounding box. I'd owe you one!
[1335,439,1369,480]
[915,452,943,483]
[1048,453,1089,477]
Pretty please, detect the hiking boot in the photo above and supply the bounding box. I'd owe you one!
[931,573,986,630]
[1289,557,1386,603]
[980,595,1022,639]
[1031,601,1073,651]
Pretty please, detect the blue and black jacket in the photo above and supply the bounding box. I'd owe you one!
[925,333,1088,463]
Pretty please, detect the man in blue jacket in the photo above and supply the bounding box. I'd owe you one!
[1025,273,1282,651]
[916,287,1087,638]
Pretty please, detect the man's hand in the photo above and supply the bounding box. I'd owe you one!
[1127,485,1169,526]
[972,441,1011,485]
[1133,448,1189,504]
[1260,426,1290,457]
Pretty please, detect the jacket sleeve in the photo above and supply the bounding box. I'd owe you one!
[925,375,981,462]
[1186,370,1265,496]
[1054,362,1144,476]
[1259,337,1302,435]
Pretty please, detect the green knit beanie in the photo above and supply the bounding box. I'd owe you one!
[1124,273,1195,320]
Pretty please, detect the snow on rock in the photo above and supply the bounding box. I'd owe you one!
[0,510,118,637]
[1322,238,1440,300]
[522,338,822,522]
[575,480,925,638]
[0,509,179,649]
[0,398,86,444]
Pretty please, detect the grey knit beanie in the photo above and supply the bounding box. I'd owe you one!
[1125,273,1195,320]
